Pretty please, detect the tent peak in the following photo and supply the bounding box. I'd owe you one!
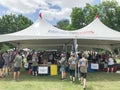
[95,14,99,19]
[39,13,42,19]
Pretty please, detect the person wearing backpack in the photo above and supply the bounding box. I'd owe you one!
[59,53,67,80]
[68,53,77,82]
[13,51,22,81]
[78,54,88,90]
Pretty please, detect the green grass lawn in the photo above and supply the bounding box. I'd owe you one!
[0,70,120,90]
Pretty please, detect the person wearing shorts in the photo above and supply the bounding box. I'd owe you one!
[107,55,115,73]
[78,54,88,90]
[32,52,38,76]
[13,51,22,81]
[59,53,66,80]
[68,53,77,82]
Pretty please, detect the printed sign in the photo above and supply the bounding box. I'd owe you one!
[38,67,48,74]
[91,63,99,69]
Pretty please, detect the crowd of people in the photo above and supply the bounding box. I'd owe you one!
[0,49,119,90]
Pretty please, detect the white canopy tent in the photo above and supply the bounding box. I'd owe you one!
[0,17,120,51]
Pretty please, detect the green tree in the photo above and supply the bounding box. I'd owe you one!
[56,19,69,30]
[66,24,75,30]
[0,14,33,50]
[99,0,120,31]
[0,14,33,34]
[70,7,85,29]
[116,6,120,31]
[56,1,120,32]
[83,4,99,25]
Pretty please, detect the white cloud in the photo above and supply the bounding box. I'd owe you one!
[0,0,96,23]
[44,0,93,9]
[0,0,40,13]
[41,8,71,21]
[40,0,94,21]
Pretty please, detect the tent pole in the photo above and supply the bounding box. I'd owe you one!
[74,38,78,79]
[17,43,20,50]
[63,44,66,52]
[63,44,68,79]
[118,48,120,55]
[63,44,68,60]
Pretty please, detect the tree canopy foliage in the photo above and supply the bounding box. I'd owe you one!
[0,14,33,51]
[0,14,33,34]
[57,1,120,32]
[56,19,69,30]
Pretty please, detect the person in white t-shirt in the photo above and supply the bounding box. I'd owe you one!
[107,55,115,73]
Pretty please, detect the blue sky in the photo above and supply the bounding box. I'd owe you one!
[0,0,119,25]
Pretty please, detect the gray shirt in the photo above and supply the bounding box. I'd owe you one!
[60,57,66,67]
[14,54,22,67]
[79,58,88,73]
[68,56,76,70]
